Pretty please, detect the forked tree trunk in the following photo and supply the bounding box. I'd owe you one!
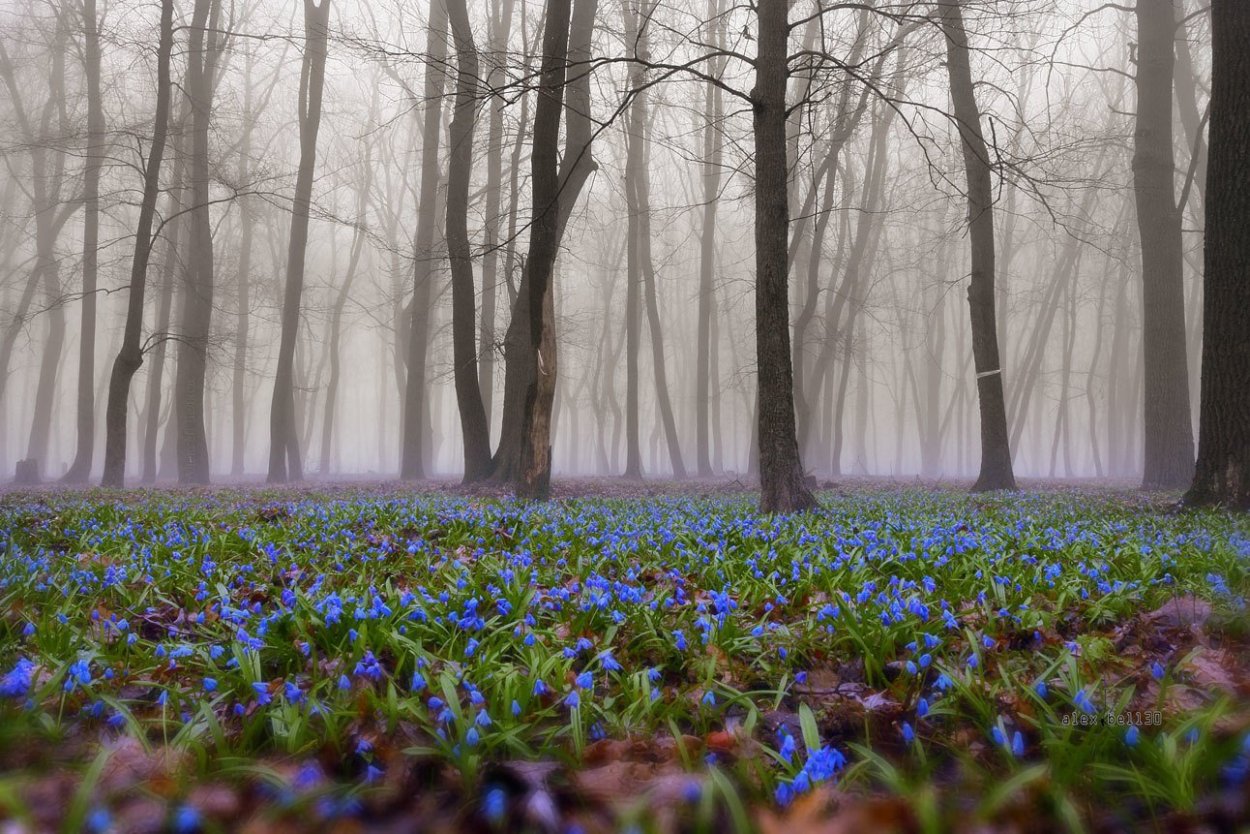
[939,0,1016,492]
[268,0,330,483]
[101,0,174,487]
[515,0,575,500]
[1185,0,1250,509]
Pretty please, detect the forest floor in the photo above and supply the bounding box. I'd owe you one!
[0,481,1248,833]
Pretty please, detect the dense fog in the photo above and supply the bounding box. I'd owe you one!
[0,0,1214,488]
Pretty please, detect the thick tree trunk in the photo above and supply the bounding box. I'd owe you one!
[939,0,1016,492]
[446,0,493,482]
[400,0,449,480]
[1134,0,1195,489]
[753,1,817,513]
[1185,0,1250,509]
[268,0,330,483]
[65,0,104,482]
[101,0,174,487]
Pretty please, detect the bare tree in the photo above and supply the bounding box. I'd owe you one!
[939,0,1016,492]
[268,0,331,483]
[101,0,175,487]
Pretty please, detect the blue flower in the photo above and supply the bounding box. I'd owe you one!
[172,804,201,833]
[564,691,580,709]
[1125,726,1140,747]
[0,658,36,699]
[575,671,593,690]
[481,786,507,823]
[1151,662,1165,681]
[902,722,915,745]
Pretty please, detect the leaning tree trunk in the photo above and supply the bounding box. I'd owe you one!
[939,0,1016,492]
[64,0,104,482]
[752,0,817,513]
[1185,0,1250,510]
[174,0,222,484]
[400,0,450,480]
[101,0,174,487]
[446,0,493,482]
[268,0,330,483]
[1134,0,1195,489]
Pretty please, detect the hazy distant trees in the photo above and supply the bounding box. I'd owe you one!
[0,0,1236,507]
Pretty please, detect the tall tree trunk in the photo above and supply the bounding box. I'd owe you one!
[400,0,450,480]
[268,0,330,483]
[446,0,493,482]
[174,0,222,484]
[753,1,817,513]
[65,0,104,482]
[1134,0,1195,489]
[1185,0,1250,509]
[494,0,597,486]
[101,0,174,487]
[939,0,1016,491]
[515,0,575,499]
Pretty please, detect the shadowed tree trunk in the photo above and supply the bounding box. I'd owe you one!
[64,0,104,482]
[1134,0,1195,489]
[753,0,817,513]
[1185,0,1250,509]
[400,0,449,480]
[101,0,174,487]
[446,0,493,482]
[939,0,1016,492]
[268,0,330,483]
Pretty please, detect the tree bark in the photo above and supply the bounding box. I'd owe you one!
[1185,0,1250,509]
[939,0,1016,492]
[695,0,724,477]
[752,0,817,513]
